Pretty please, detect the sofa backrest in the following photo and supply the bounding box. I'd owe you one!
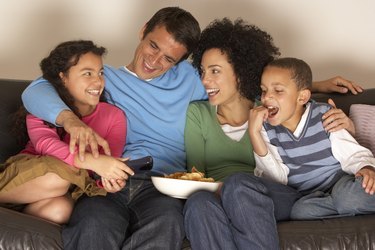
[0,79,30,163]
[312,89,375,115]
[0,78,374,163]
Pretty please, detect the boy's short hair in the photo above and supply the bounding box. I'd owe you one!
[267,57,312,90]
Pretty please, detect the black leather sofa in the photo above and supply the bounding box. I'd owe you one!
[1,78,375,249]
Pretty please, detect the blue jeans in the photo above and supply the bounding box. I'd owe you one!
[62,172,185,250]
[183,173,301,250]
[291,174,375,220]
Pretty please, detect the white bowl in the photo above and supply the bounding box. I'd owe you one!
[151,176,221,199]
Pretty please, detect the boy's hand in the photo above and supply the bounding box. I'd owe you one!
[356,166,375,195]
[248,105,268,134]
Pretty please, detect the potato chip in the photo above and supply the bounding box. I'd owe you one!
[164,167,215,182]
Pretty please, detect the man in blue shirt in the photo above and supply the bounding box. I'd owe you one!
[22,7,205,250]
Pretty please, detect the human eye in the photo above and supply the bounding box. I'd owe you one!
[150,41,157,49]
[164,56,175,64]
[83,71,92,76]
[275,88,284,94]
[99,70,105,76]
[211,68,220,74]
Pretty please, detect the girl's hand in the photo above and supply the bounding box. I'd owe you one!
[102,177,126,193]
[356,166,375,195]
[92,156,134,180]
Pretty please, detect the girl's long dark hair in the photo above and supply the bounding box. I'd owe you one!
[13,40,107,146]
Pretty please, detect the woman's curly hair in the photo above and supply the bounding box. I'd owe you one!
[13,40,107,145]
[192,18,280,101]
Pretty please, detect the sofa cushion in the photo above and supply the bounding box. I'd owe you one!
[349,104,375,155]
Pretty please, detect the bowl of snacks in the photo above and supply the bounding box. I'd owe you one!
[151,167,221,199]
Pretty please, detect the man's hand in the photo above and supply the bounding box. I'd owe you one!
[356,166,375,195]
[312,76,363,95]
[57,110,111,161]
[322,99,355,135]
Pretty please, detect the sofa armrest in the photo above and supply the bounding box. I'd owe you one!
[0,207,62,249]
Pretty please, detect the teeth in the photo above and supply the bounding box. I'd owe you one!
[267,106,279,116]
[87,90,100,95]
[206,88,220,95]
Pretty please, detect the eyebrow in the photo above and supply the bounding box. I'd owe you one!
[79,67,104,72]
[207,64,222,69]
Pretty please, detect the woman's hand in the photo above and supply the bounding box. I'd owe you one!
[322,99,355,136]
[312,76,363,95]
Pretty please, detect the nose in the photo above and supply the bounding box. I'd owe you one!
[149,51,163,65]
[93,74,104,85]
[201,72,209,85]
[261,90,272,101]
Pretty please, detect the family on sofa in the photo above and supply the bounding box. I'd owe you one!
[1,6,373,250]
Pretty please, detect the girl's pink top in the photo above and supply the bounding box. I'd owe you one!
[21,102,127,166]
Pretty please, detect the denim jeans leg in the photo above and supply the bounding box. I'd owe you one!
[290,174,375,220]
[62,193,130,250]
[183,191,237,250]
[332,174,375,215]
[122,177,185,250]
[290,191,338,220]
[222,173,300,250]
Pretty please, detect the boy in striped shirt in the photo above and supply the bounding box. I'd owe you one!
[249,57,375,220]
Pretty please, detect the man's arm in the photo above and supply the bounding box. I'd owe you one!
[22,77,69,125]
[312,76,363,95]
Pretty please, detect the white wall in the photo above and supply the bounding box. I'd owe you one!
[1,0,374,88]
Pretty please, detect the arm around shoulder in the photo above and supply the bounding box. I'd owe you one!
[22,77,70,125]
[311,76,363,95]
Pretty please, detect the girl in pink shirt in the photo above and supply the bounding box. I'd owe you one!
[0,40,133,224]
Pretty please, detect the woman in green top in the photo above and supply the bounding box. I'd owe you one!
[183,18,358,249]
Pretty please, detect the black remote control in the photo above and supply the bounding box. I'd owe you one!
[126,156,153,173]
[92,156,153,183]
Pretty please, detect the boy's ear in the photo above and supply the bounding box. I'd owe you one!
[298,89,311,105]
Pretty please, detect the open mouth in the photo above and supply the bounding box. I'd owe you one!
[87,89,101,96]
[267,106,279,118]
[206,88,220,97]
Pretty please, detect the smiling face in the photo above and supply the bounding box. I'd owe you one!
[127,25,188,80]
[200,48,241,106]
[260,65,309,131]
[60,52,104,116]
